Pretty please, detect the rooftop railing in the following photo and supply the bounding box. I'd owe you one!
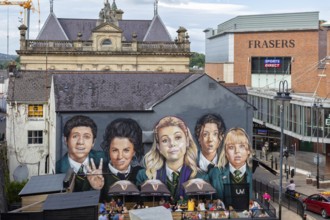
[23,40,189,53]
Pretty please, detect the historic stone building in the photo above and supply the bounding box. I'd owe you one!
[17,0,191,72]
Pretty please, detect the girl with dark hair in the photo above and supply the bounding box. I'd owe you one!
[100,118,143,202]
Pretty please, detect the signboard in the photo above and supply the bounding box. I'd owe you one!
[264,59,281,68]
[326,118,330,126]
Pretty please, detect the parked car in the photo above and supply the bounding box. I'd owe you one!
[303,192,330,218]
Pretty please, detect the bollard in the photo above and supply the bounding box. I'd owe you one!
[285,163,287,174]
[271,157,274,169]
[275,157,278,170]
[303,213,307,220]
[286,168,289,180]
[291,169,295,178]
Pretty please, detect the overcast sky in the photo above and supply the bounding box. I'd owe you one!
[1,0,330,55]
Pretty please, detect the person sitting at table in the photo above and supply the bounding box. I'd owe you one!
[177,195,188,209]
[197,200,206,211]
[215,198,225,211]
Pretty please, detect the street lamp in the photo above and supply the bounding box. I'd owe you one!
[274,80,291,220]
[313,98,323,189]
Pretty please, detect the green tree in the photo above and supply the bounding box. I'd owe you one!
[189,52,205,68]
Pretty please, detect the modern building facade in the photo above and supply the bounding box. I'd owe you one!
[205,11,330,169]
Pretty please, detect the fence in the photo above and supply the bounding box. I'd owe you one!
[253,179,305,219]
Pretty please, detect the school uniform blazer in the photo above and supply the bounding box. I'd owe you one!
[55,149,106,173]
[100,165,143,202]
[197,150,218,174]
[209,163,253,201]
[55,150,106,192]
[136,164,208,200]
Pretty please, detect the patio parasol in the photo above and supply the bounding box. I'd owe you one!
[140,179,171,206]
[182,178,216,200]
[108,180,140,204]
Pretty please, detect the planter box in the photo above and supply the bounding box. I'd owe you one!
[306,178,313,184]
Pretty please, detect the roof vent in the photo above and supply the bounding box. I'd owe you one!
[209,82,216,90]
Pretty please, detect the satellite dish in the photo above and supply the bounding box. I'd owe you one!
[13,164,29,182]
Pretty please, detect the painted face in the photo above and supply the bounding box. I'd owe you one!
[66,126,94,163]
[157,126,187,163]
[199,123,220,159]
[109,137,135,172]
[225,142,250,169]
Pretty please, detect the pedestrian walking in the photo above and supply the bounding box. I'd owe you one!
[262,192,271,209]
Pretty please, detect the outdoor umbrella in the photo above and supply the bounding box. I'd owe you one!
[182,178,216,200]
[140,179,171,206]
[108,180,140,204]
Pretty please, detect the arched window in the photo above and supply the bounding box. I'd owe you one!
[102,39,112,46]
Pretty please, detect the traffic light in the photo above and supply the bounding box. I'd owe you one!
[283,150,289,158]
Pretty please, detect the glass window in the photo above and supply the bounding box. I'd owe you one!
[28,104,43,117]
[324,108,330,138]
[305,107,312,136]
[251,57,292,74]
[28,130,43,144]
[102,39,112,46]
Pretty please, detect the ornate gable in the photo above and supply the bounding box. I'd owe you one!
[93,22,122,33]
[92,22,123,51]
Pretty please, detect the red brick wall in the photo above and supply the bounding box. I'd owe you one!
[205,63,224,81]
[234,31,320,93]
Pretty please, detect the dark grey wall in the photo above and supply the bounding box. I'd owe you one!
[56,75,253,162]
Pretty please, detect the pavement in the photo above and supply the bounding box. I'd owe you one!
[255,150,329,220]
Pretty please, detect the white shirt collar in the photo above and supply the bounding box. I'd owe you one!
[229,163,246,178]
[68,156,89,174]
[108,162,131,176]
[165,164,182,182]
[199,153,217,172]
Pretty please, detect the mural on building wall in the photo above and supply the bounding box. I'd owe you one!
[56,114,252,210]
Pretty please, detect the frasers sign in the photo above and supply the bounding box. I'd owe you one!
[248,39,295,49]
[264,59,281,68]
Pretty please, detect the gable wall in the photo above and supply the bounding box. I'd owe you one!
[54,76,253,164]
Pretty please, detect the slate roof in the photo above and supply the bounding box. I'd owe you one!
[53,72,194,112]
[143,15,172,41]
[37,13,68,41]
[43,190,99,210]
[7,71,52,103]
[221,82,248,101]
[19,174,66,196]
[37,13,172,42]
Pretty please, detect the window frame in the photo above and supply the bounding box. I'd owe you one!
[28,130,43,145]
[102,39,112,46]
[251,56,292,75]
[28,104,43,118]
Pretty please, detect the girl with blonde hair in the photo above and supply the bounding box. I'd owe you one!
[209,127,253,209]
[137,116,207,200]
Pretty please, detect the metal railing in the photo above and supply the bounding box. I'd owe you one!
[253,179,305,219]
[23,40,189,53]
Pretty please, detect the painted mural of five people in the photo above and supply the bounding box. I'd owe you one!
[56,114,253,210]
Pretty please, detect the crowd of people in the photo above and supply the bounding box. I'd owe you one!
[97,196,271,219]
[98,198,130,220]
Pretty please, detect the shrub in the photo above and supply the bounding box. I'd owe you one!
[6,180,28,204]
